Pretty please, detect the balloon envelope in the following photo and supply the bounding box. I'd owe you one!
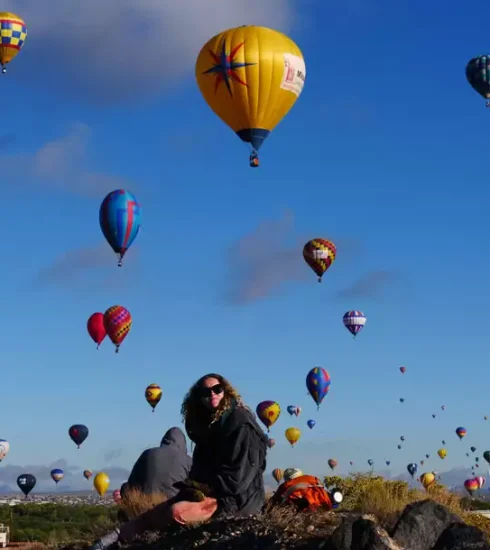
[420,472,435,490]
[343,310,367,337]
[0,13,27,72]
[145,384,162,411]
[0,439,9,462]
[303,239,336,281]
[306,367,331,408]
[285,427,301,447]
[104,305,132,351]
[466,55,490,101]
[51,468,64,483]
[17,474,36,496]
[272,468,283,483]
[69,424,89,448]
[99,189,141,265]
[94,472,110,497]
[83,470,93,480]
[256,401,281,430]
[87,313,106,348]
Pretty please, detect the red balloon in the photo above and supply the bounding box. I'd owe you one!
[87,313,106,349]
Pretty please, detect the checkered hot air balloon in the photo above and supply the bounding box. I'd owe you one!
[103,305,132,353]
[302,239,336,282]
[343,310,366,339]
[0,12,27,74]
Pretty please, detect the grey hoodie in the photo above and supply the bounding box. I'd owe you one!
[120,427,192,498]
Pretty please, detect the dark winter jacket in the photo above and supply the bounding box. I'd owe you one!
[189,402,268,516]
[121,427,192,498]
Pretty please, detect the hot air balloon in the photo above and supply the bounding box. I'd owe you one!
[306,367,331,410]
[87,313,106,349]
[0,439,9,462]
[285,427,301,447]
[400,398,405,403]
[466,55,490,107]
[0,13,27,74]
[476,476,486,490]
[466,452,470,457]
[400,436,405,442]
[103,305,132,353]
[386,461,391,466]
[272,468,283,484]
[266,437,275,449]
[485,416,488,421]
[307,419,316,429]
[476,457,480,463]
[483,451,490,464]
[456,427,467,440]
[195,26,306,167]
[145,384,162,412]
[302,239,336,282]
[99,189,141,266]
[441,405,446,411]
[287,405,301,417]
[442,440,446,445]
[69,424,89,448]
[83,470,93,481]
[367,459,374,467]
[407,463,418,478]
[17,474,35,497]
[256,401,281,431]
[113,489,122,503]
[343,310,367,339]
[426,454,430,459]
[349,461,353,466]
[437,449,447,460]
[420,460,424,466]
[398,445,402,450]
[471,446,477,453]
[420,472,435,490]
[399,366,406,374]
[432,414,436,419]
[94,472,110,497]
[328,459,337,471]
[51,468,64,484]
[464,478,479,496]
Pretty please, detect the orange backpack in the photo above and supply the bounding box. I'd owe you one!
[274,474,332,511]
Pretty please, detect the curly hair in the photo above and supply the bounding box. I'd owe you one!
[181,373,242,442]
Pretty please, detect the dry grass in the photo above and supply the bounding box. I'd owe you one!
[323,473,490,539]
[119,487,168,519]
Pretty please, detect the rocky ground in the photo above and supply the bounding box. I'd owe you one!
[71,499,490,550]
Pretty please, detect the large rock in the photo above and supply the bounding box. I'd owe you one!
[327,515,402,550]
[391,499,463,550]
[432,522,490,549]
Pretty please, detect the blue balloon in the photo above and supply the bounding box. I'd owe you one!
[50,468,64,483]
[407,463,418,477]
[99,189,141,266]
[307,419,316,429]
[287,405,296,416]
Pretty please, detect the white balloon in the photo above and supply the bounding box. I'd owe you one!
[0,440,9,462]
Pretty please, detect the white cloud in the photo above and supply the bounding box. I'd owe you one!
[0,122,134,196]
[6,0,295,102]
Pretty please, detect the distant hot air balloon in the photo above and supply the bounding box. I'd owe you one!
[456,427,467,440]
[349,461,353,466]
[266,437,275,449]
[485,416,488,421]
[328,459,338,471]
[476,457,480,463]
[343,310,367,339]
[399,366,406,374]
[145,384,162,412]
[398,445,402,450]
[420,472,435,490]
[103,305,132,353]
[471,446,477,453]
[432,414,436,419]
[399,398,405,403]
[441,405,446,411]
[464,478,479,496]
[195,26,306,167]
[466,55,490,107]
[285,427,301,447]
[0,13,27,74]
[437,449,447,460]
[407,463,418,478]
[442,440,446,445]
[400,436,405,441]
[426,454,430,459]
[272,468,284,484]
[420,460,425,466]
[476,476,486,490]
[17,474,36,498]
[0,439,9,462]
[113,489,121,503]
[483,451,490,464]
[307,419,316,429]
[256,401,281,431]
[69,424,89,448]
[386,461,391,466]
[51,468,64,484]
[287,405,301,417]
[367,459,374,467]
[83,470,93,481]
[302,239,336,282]
[94,472,110,497]
[87,313,106,349]
[306,367,331,410]
[99,189,141,266]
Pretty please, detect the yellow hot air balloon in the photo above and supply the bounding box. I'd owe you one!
[195,25,306,167]
[0,13,27,74]
[145,383,162,412]
[437,448,447,459]
[93,472,110,497]
[285,427,301,447]
[420,472,435,490]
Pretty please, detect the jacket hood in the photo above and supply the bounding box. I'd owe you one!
[160,427,187,453]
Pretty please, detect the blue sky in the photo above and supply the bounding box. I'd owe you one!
[1,0,490,491]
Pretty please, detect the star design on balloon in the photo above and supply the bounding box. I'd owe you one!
[202,41,256,96]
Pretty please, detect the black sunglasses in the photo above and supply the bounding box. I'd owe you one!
[199,384,224,398]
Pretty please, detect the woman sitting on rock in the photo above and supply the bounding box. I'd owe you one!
[90,373,269,550]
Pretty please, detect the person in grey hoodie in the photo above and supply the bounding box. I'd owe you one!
[120,427,192,499]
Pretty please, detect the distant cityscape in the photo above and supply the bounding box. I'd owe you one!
[0,492,114,506]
